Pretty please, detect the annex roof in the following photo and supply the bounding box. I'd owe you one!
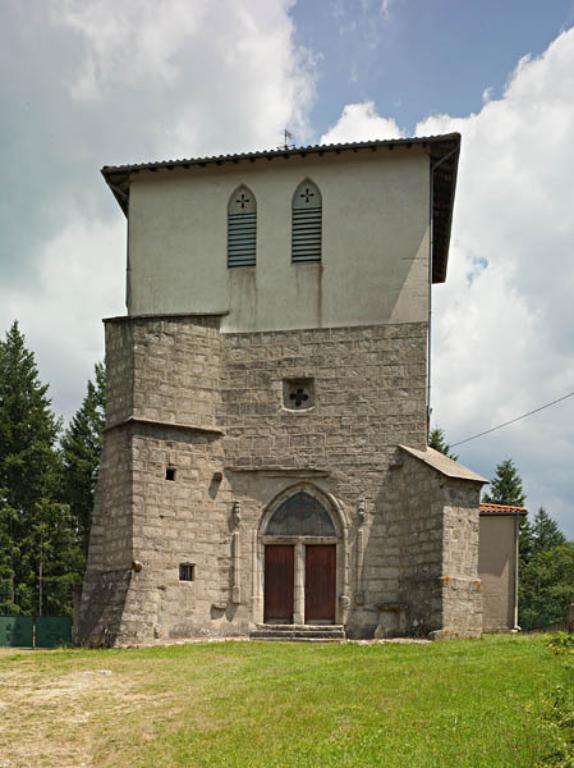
[101,133,461,283]
[479,503,528,516]
[399,445,487,483]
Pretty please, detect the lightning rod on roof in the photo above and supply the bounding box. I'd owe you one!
[279,129,294,150]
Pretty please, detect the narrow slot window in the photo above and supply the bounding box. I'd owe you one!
[179,564,195,581]
[165,466,176,481]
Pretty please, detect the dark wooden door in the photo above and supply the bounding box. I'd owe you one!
[264,545,294,623]
[305,545,336,624]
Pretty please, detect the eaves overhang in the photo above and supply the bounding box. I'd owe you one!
[101,133,461,284]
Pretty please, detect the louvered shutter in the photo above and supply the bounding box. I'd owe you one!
[228,186,256,267]
[292,180,322,263]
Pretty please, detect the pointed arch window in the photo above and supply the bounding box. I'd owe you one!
[228,185,257,267]
[292,180,322,263]
[265,491,336,536]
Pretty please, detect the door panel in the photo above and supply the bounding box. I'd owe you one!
[305,544,336,624]
[264,545,294,623]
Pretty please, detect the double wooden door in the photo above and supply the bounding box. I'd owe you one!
[263,544,336,624]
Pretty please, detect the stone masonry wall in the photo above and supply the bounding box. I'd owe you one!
[220,322,428,638]
[439,480,482,638]
[393,451,444,635]
[387,452,482,637]
[80,314,483,644]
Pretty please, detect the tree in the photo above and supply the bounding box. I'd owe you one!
[428,427,458,461]
[531,506,566,553]
[61,363,106,558]
[482,458,526,507]
[0,495,18,614]
[0,322,80,615]
[519,543,574,630]
[482,457,532,567]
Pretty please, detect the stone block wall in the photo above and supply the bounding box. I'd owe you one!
[79,313,484,645]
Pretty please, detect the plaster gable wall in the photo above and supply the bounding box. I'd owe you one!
[127,150,430,331]
[479,515,517,631]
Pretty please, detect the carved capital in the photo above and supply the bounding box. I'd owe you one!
[356,496,367,524]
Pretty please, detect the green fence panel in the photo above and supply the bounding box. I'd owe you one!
[35,616,72,648]
[0,616,34,647]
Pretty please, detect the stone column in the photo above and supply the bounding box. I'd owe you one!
[293,541,305,625]
[355,496,367,605]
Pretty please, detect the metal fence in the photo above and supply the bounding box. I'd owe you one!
[0,615,72,648]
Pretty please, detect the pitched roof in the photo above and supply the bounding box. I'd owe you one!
[479,503,528,516]
[101,133,461,283]
[399,444,487,483]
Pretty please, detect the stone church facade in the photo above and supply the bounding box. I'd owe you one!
[78,134,505,646]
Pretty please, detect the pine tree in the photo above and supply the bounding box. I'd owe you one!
[482,457,532,567]
[0,495,18,614]
[531,507,566,553]
[61,363,106,558]
[482,458,526,506]
[0,322,80,615]
[428,427,458,460]
[519,543,574,630]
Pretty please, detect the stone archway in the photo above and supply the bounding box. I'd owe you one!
[257,487,347,626]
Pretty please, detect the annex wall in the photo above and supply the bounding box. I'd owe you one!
[479,514,518,631]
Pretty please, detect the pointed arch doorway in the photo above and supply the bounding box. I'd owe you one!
[261,490,339,625]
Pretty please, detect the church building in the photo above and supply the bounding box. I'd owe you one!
[78,134,520,645]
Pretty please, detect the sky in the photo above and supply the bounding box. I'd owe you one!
[1,0,574,535]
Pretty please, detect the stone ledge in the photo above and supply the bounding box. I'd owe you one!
[226,466,330,477]
[104,416,225,437]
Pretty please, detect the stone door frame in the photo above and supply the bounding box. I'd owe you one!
[253,483,350,626]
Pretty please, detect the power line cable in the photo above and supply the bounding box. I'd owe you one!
[451,390,574,448]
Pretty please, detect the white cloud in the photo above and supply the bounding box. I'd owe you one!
[320,102,403,143]
[324,29,574,534]
[52,0,315,151]
[0,0,316,421]
[0,217,125,420]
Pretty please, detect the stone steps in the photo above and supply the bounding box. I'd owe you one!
[250,624,346,642]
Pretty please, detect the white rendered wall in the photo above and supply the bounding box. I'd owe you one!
[127,149,430,331]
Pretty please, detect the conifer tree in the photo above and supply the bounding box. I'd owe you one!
[482,458,526,506]
[428,427,458,460]
[0,322,80,615]
[61,363,106,558]
[531,506,566,553]
[482,457,533,566]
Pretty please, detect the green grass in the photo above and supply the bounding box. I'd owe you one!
[0,635,572,767]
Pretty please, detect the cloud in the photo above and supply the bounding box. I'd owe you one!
[324,29,574,534]
[320,101,403,143]
[0,0,316,420]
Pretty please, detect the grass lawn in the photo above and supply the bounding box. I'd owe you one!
[0,634,572,767]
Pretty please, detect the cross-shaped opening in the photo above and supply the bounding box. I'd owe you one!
[289,388,309,408]
[283,378,314,411]
[300,187,315,204]
[236,192,251,209]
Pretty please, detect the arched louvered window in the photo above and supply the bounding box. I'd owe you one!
[228,185,257,267]
[292,180,322,263]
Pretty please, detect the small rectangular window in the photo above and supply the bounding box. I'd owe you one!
[165,467,176,481]
[179,563,195,581]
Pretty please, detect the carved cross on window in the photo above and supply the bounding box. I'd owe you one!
[289,387,309,408]
[236,192,251,209]
[300,186,315,204]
